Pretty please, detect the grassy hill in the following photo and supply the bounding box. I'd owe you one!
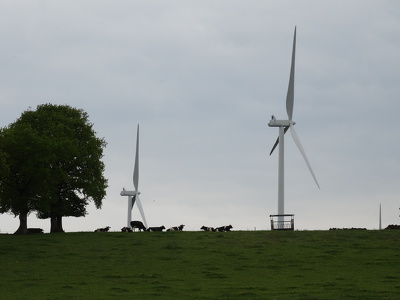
[1,230,399,299]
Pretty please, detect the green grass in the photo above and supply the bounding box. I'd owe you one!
[1,230,400,299]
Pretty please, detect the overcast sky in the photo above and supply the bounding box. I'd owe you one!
[1,1,399,233]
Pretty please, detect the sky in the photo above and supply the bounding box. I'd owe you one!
[1,1,399,233]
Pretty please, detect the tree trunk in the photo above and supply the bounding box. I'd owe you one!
[50,215,58,233]
[50,215,65,233]
[14,212,28,235]
[56,214,64,233]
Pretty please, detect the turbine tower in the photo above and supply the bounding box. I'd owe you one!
[268,27,320,219]
[120,124,148,228]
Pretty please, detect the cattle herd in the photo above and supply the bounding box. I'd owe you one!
[20,223,400,234]
[25,223,400,233]
[94,222,233,233]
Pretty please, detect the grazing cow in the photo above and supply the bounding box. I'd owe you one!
[215,225,233,232]
[215,226,225,232]
[224,225,233,231]
[200,226,215,232]
[385,224,400,230]
[94,226,110,232]
[167,224,185,231]
[130,221,146,232]
[27,228,44,234]
[121,227,132,232]
[146,226,165,232]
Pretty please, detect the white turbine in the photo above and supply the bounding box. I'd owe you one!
[120,124,148,228]
[268,27,320,219]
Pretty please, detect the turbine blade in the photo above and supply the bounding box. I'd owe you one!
[133,124,139,191]
[269,136,279,155]
[135,195,148,228]
[286,27,296,121]
[269,126,289,155]
[131,195,136,210]
[289,124,320,189]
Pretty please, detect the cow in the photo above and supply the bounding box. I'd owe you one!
[94,226,110,232]
[27,228,44,234]
[215,226,225,232]
[224,225,233,231]
[385,224,400,230]
[167,225,185,231]
[130,221,146,232]
[121,227,132,232]
[200,226,215,232]
[146,226,165,232]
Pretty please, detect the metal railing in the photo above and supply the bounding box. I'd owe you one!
[270,214,294,231]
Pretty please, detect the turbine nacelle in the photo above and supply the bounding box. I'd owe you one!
[268,116,296,127]
[120,188,141,197]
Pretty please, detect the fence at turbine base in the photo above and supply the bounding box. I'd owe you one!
[270,214,295,231]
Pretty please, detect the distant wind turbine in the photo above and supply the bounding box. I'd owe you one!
[268,27,320,219]
[120,124,148,228]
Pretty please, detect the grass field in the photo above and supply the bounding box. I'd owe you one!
[1,230,400,299]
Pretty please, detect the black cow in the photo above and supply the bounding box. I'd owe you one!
[121,227,132,232]
[167,224,185,231]
[215,225,233,232]
[27,228,44,234]
[146,226,165,232]
[200,226,215,232]
[94,226,110,232]
[225,225,233,231]
[130,221,146,231]
[385,224,400,230]
[215,226,225,232]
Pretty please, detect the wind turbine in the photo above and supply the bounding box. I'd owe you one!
[120,124,148,228]
[268,27,320,220]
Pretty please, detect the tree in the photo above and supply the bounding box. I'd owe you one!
[0,104,108,234]
[0,123,49,234]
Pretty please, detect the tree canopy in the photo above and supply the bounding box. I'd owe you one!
[0,104,108,234]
